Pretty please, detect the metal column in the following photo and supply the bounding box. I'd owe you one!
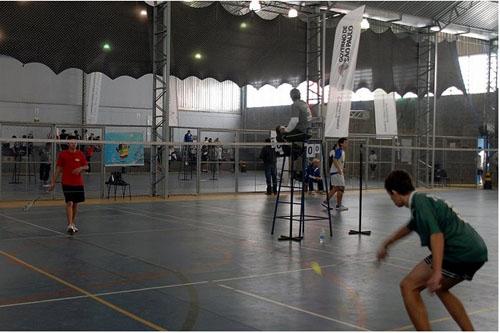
[431,36,438,187]
[151,2,171,198]
[414,29,436,188]
[305,8,325,141]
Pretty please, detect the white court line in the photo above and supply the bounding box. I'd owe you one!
[217,284,370,331]
[0,212,64,235]
[116,207,258,240]
[212,263,341,283]
[0,280,209,310]
[0,260,345,310]
[0,226,192,242]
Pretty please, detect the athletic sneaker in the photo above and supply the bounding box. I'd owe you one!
[66,224,78,234]
[336,205,348,211]
[321,201,333,210]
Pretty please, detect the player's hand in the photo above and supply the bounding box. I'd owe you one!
[376,245,388,261]
[426,271,442,294]
[72,167,81,175]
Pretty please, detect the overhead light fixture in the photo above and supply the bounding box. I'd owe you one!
[249,0,261,12]
[360,18,370,30]
[140,9,147,17]
[194,53,202,60]
[288,8,298,18]
[240,22,248,29]
[103,43,111,51]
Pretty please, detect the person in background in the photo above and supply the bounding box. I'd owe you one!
[214,138,223,169]
[27,132,34,156]
[59,129,69,150]
[259,138,277,195]
[322,137,348,211]
[184,130,193,143]
[368,150,378,179]
[39,142,51,185]
[85,144,94,173]
[477,147,485,186]
[306,158,324,194]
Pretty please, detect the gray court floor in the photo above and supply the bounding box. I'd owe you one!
[0,188,497,330]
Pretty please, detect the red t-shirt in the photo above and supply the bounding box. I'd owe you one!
[56,150,87,186]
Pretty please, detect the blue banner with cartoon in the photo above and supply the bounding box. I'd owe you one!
[104,132,144,166]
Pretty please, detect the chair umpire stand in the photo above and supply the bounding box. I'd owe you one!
[271,132,332,241]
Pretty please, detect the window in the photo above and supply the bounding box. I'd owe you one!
[176,76,240,113]
[458,53,489,94]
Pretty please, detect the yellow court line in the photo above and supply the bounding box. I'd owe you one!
[0,250,167,331]
[391,306,498,331]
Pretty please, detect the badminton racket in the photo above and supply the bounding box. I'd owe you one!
[23,185,52,211]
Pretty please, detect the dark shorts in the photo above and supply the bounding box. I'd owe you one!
[62,185,85,203]
[424,255,485,281]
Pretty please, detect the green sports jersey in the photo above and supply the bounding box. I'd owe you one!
[407,192,488,263]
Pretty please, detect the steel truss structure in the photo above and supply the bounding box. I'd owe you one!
[151,2,171,198]
[413,28,440,188]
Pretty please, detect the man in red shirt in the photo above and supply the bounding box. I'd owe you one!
[49,136,88,234]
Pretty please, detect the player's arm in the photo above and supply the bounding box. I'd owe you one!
[377,225,412,261]
[332,158,343,175]
[427,233,444,292]
[49,165,63,190]
[284,117,298,133]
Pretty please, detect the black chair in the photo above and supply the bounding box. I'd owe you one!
[105,171,131,200]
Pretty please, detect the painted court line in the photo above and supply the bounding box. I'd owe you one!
[0,250,167,331]
[390,306,498,331]
[212,263,341,283]
[0,227,189,242]
[0,280,210,310]
[0,261,344,310]
[217,284,369,331]
[0,212,64,235]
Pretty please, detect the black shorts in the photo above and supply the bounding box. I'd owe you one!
[424,255,485,281]
[62,185,85,203]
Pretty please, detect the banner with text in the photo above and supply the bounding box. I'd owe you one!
[374,90,398,139]
[325,6,365,138]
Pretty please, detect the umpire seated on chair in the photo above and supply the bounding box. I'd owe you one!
[276,88,312,144]
[276,88,312,164]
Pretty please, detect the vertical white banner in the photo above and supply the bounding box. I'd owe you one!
[85,72,102,125]
[325,6,365,138]
[374,90,398,139]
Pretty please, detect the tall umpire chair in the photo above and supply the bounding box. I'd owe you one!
[271,127,332,241]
